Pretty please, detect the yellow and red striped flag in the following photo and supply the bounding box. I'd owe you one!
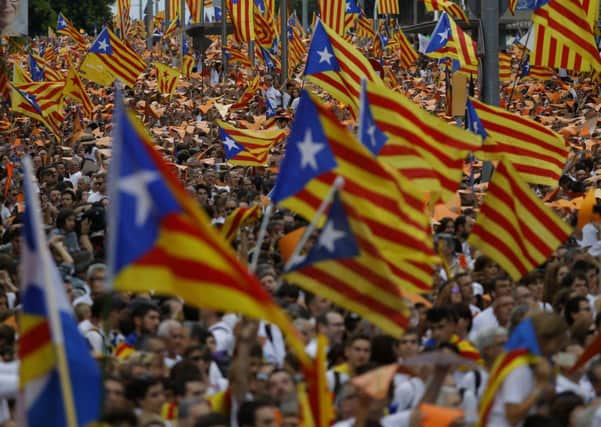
[468,159,571,281]
[304,335,334,427]
[117,0,131,39]
[421,0,469,22]
[319,0,347,36]
[163,18,180,39]
[225,46,253,68]
[64,63,94,119]
[365,80,481,201]
[217,119,286,166]
[254,8,277,47]
[304,20,384,116]
[221,205,263,242]
[228,0,255,42]
[56,13,88,50]
[80,27,146,88]
[230,76,260,110]
[522,63,555,80]
[10,84,64,140]
[14,81,65,116]
[182,54,195,79]
[356,13,375,39]
[531,0,601,71]
[425,12,478,69]
[499,51,512,81]
[29,53,63,81]
[377,0,400,14]
[169,0,181,19]
[288,15,307,73]
[390,29,418,69]
[155,62,180,97]
[469,97,569,186]
[187,0,202,23]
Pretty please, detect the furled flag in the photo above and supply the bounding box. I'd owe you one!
[304,20,383,116]
[344,0,361,34]
[468,97,569,186]
[288,14,307,73]
[421,0,469,22]
[64,63,94,119]
[468,159,572,281]
[163,18,180,39]
[117,0,132,39]
[304,335,335,427]
[319,0,346,35]
[228,0,256,42]
[56,13,87,50]
[217,119,285,166]
[17,156,101,427]
[364,80,481,201]
[531,0,601,71]
[285,192,410,336]
[221,205,263,242]
[155,62,180,98]
[182,54,195,79]
[14,81,65,117]
[270,90,437,292]
[187,0,202,23]
[424,12,478,68]
[169,0,180,20]
[80,27,146,88]
[376,0,400,14]
[108,97,311,369]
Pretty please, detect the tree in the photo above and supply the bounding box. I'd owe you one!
[29,0,57,36]
[50,0,114,33]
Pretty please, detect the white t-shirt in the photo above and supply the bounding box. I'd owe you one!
[259,322,286,367]
[487,363,535,427]
[469,307,499,342]
[392,374,424,411]
[209,321,235,355]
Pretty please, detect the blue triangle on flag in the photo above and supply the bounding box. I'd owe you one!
[466,99,488,139]
[89,28,113,54]
[304,21,341,75]
[270,90,337,203]
[359,80,388,155]
[219,128,244,160]
[346,0,361,14]
[425,12,451,53]
[29,54,44,81]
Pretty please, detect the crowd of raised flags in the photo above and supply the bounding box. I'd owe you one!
[0,0,600,425]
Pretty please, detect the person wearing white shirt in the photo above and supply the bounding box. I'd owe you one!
[263,75,282,109]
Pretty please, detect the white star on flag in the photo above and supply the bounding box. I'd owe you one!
[367,125,377,146]
[223,136,239,152]
[298,129,325,170]
[318,220,347,252]
[438,27,449,42]
[119,171,159,226]
[97,38,109,52]
[317,47,334,65]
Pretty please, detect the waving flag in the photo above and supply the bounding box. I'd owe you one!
[498,51,513,81]
[356,13,375,39]
[285,192,410,336]
[29,54,44,81]
[30,53,62,81]
[224,47,253,68]
[182,54,195,79]
[422,0,469,22]
[390,29,418,69]
[271,90,436,293]
[468,159,571,281]
[377,0,400,14]
[14,81,65,116]
[56,13,87,49]
[217,119,285,166]
[468,97,569,186]
[80,27,146,88]
[304,335,334,427]
[288,14,307,73]
[425,12,478,68]
[117,0,131,39]
[254,7,277,47]
[10,84,64,139]
[163,18,180,39]
[319,0,346,35]
[304,20,383,115]
[64,63,94,119]
[187,0,202,22]
[358,80,388,155]
[155,62,180,97]
[344,0,361,33]
[228,0,256,42]
[108,98,311,368]
[18,156,101,427]
[231,76,261,110]
[520,62,555,80]
[169,0,181,19]
[222,205,263,242]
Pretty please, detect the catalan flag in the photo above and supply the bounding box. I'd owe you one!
[14,81,64,117]
[390,29,418,69]
[520,62,555,80]
[365,80,481,201]
[56,13,87,50]
[531,0,601,71]
[288,14,307,73]
[356,13,375,39]
[254,8,277,48]
[304,20,384,115]
[163,18,180,39]
[10,84,64,139]
[31,53,63,81]
[18,156,101,427]
[155,62,180,97]
[28,53,45,81]
[344,0,361,34]
[228,0,255,42]
[421,0,469,22]
[80,27,146,88]
[117,0,131,39]
[108,99,311,370]
[14,62,33,84]
[259,46,282,72]
[377,0,400,14]
[498,51,513,81]
[319,0,346,36]
[221,205,263,242]
[217,119,286,166]
[0,64,8,101]
[285,192,410,336]
[224,47,253,68]
[304,335,334,427]
[424,12,478,68]
[182,54,195,79]
[468,98,569,186]
[468,159,571,281]
[64,63,94,119]
[169,0,181,19]
[231,76,260,110]
[187,0,202,23]
[270,90,437,292]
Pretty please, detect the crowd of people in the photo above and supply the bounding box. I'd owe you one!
[0,11,601,427]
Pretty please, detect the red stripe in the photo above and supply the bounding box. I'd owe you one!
[19,320,52,358]
[470,224,530,276]
[482,142,565,174]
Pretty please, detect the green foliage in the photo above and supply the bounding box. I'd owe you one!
[29,0,57,36]
[28,0,114,35]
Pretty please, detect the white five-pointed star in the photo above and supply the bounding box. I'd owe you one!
[119,171,159,226]
[24,94,36,105]
[471,120,479,133]
[223,136,239,151]
[317,46,334,65]
[58,17,65,27]
[438,27,449,42]
[318,220,347,252]
[367,125,377,146]
[346,2,352,11]
[298,129,325,170]
[97,38,109,52]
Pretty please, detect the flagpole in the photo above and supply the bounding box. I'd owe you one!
[283,176,345,271]
[506,30,532,110]
[250,204,273,272]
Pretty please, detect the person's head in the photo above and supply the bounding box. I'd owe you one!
[267,369,295,403]
[531,312,568,357]
[177,398,212,427]
[521,271,544,302]
[157,319,186,357]
[344,334,371,371]
[491,275,513,298]
[61,190,76,209]
[104,376,127,412]
[316,310,345,345]
[171,360,207,401]
[0,0,20,30]
[587,358,601,396]
[56,209,76,232]
[455,273,473,302]
[125,376,165,415]
[260,273,278,295]
[549,391,584,427]
[473,327,508,366]
[397,328,420,359]
[86,263,107,299]
[100,409,138,427]
[513,285,535,307]
[305,292,331,317]
[131,300,161,336]
[561,271,589,298]
[237,399,280,427]
[493,295,515,327]
[426,306,457,343]
[195,412,230,427]
[564,296,592,326]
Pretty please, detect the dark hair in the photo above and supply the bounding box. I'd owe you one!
[370,335,398,365]
[237,399,276,427]
[426,306,458,324]
[130,300,160,320]
[451,303,473,332]
[125,376,163,406]
[564,296,589,326]
[170,360,204,397]
[344,333,371,349]
[560,271,587,289]
[549,391,584,427]
[56,208,76,229]
[195,413,229,427]
[101,409,139,426]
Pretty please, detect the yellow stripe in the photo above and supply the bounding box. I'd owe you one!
[20,343,56,385]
